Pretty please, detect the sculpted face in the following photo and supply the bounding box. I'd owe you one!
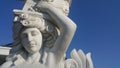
[20,28,42,54]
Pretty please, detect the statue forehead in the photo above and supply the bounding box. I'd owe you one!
[21,27,41,34]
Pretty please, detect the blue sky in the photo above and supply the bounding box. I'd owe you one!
[0,0,120,68]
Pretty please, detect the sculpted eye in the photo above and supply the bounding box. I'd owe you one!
[31,31,39,36]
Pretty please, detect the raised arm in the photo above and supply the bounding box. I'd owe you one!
[36,1,77,59]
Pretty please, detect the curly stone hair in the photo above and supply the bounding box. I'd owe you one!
[10,10,59,54]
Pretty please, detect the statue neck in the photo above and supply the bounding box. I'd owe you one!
[27,52,41,63]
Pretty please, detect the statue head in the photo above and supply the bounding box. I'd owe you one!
[11,10,58,54]
[20,27,43,54]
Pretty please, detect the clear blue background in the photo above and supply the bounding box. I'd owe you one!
[0,0,120,68]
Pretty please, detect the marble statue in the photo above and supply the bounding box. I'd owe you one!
[0,0,93,68]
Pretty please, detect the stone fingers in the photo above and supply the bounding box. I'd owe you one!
[71,49,83,68]
[78,50,86,68]
[86,53,94,68]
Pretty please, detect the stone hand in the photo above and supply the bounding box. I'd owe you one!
[65,49,93,68]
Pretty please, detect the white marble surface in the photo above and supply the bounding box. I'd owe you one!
[0,0,93,68]
[0,46,11,55]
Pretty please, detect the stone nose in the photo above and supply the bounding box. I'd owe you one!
[27,34,33,42]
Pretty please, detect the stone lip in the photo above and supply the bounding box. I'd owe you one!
[0,46,11,55]
[0,46,11,65]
